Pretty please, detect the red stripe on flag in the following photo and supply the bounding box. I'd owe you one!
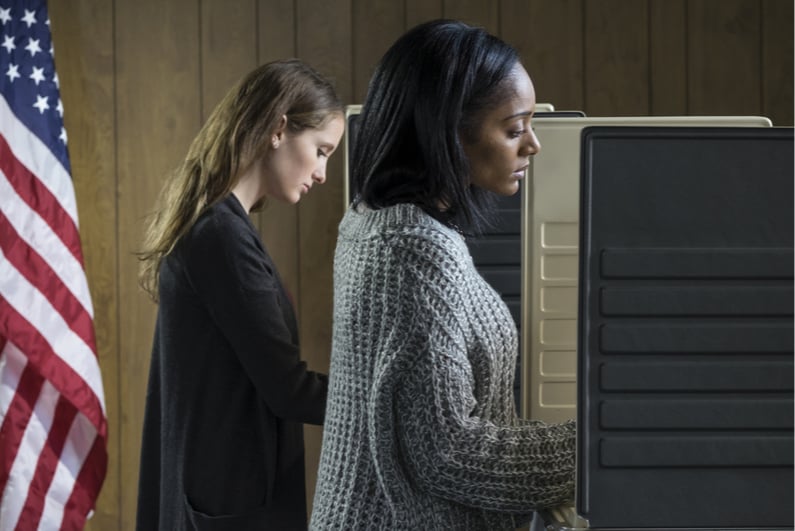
[15,396,78,530]
[0,365,45,495]
[0,133,84,265]
[60,434,107,531]
[0,210,96,351]
[0,298,106,439]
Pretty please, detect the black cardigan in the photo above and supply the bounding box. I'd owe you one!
[136,194,327,530]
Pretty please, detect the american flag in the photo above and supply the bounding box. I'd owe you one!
[0,1,108,529]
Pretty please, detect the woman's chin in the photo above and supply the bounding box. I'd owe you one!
[496,182,520,196]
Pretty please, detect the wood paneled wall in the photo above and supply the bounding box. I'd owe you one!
[47,1,792,529]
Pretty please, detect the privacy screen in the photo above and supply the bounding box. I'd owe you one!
[577,126,794,529]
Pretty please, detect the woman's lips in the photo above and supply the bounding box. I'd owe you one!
[512,166,528,178]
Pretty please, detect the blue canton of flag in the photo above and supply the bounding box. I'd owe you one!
[1,0,69,172]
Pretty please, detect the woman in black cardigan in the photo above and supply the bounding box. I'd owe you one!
[135,59,344,531]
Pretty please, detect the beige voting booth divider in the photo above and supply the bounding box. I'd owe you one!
[521,115,773,424]
[342,104,360,207]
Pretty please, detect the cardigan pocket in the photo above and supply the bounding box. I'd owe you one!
[183,494,269,531]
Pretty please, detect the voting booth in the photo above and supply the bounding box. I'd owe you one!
[341,105,794,530]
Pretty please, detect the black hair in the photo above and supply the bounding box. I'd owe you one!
[351,19,520,233]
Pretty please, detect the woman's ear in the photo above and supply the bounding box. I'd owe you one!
[272,114,288,142]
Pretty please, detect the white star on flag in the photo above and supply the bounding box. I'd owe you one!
[29,65,44,85]
[33,93,48,113]
[5,62,19,81]
[24,36,40,56]
[1,34,15,53]
[22,9,36,27]
[0,7,11,25]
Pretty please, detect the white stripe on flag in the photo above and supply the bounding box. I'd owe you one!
[40,414,97,529]
[0,94,78,226]
[0,170,94,318]
[0,380,59,530]
[0,248,105,411]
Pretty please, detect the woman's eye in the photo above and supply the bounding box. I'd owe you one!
[509,129,526,139]
[317,149,327,158]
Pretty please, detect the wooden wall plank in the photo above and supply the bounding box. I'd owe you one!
[201,0,258,119]
[258,0,297,63]
[258,0,297,64]
[406,0,442,28]
[501,0,584,111]
[443,0,499,33]
[49,1,119,529]
[650,0,687,115]
[762,0,794,125]
[584,0,650,116]
[257,0,301,303]
[295,0,353,515]
[115,0,201,528]
[352,0,405,103]
[688,0,761,116]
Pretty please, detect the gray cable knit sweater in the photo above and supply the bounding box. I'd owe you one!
[311,203,575,530]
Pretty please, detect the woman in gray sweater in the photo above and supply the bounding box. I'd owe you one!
[311,20,575,530]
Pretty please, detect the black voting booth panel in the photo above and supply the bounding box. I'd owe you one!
[577,126,794,529]
[344,107,586,412]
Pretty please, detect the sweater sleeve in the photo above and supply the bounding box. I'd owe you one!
[184,209,327,425]
[378,232,575,513]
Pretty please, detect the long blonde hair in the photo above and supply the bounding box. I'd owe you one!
[138,59,343,301]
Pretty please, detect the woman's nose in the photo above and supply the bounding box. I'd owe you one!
[524,128,541,156]
[312,166,326,184]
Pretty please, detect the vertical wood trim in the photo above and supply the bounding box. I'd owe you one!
[49,1,120,529]
[258,0,297,65]
[498,0,533,63]
[352,0,405,103]
[115,0,201,528]
[257,0,300,302]
[761,0,794,125]
[443,0,499,33]
[295,0,353,515]
[649,0,687,115]
[584,0,650,116]
[687,0,762,116]
[405,0,442,28]
[501,0,585,111]
[200,0,258,120]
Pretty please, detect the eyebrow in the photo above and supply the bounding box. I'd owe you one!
[502,111,534,121]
